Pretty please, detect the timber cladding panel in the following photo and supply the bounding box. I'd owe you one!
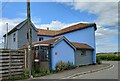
[40,62,50,71]
[0,49,25,80]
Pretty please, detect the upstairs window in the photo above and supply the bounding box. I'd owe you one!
[39,37,43,41]
[13,38,16,42]
[13,33,16,42]
[27,33,28,39]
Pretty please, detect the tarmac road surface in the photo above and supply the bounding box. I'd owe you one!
[71,61,119,79]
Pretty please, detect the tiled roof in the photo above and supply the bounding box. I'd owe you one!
[37,29,58,36]
[71,42,94,50]
[20,36,94,50]
[33,36,63,45]
[37,23,97,36]
[20,36,63,49]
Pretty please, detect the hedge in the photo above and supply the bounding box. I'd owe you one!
[97,54,120,61]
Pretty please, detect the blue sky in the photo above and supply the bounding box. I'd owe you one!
[2,2,97,24]
[0,1,118,53]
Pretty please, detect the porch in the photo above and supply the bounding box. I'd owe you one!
[24,45,51,71]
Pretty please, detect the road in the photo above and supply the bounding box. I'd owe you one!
[26,61,119,81]
[71,61,119,79]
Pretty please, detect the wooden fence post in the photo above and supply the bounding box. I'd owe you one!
[9,50,12,79]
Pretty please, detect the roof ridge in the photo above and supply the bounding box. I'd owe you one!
[39,36,63,42]
[60,23,95,30]
[37,23,97,36]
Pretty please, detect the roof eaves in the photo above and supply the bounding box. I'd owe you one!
[52,36,76,50]
[56,23,97,36]
[51,36,63,47]
[30,21,38,32]
[76,48,94,50]
[37,34,54,37]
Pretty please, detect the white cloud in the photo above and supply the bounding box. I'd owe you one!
[34,20,92,30]
[67,2,118,52]
[35,20,68,30]
[70,2,118,27]
[96,42,118,53]
[35,20,69,30]
[0,18,23,43]
[95,26,118,39]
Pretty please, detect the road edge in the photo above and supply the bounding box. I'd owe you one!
[62,64,114,79]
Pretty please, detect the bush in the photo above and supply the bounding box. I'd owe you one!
[96,56,102,64]
[65,61,76,70]
[32,70,50,77]
[23,68,29,78]
[55,61,76,72]
[55,61,65,71]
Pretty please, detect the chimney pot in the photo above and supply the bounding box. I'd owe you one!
[47,27,49,30]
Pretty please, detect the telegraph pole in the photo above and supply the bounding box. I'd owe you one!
[27,0,32,78]
[6,23,8,49]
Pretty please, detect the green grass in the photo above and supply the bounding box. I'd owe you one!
[97,52,120,61]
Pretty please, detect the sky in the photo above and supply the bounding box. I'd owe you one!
[0,0,118,53]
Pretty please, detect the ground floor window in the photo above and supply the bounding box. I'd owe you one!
[81,50,86,56]
[40,46,49,61]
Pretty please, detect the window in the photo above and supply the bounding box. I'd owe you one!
[13,38,16,42]
[13,33,16,42]
[34,46,39,59]
[35,50,39,58]
[39,37,43,41]
[27,33,28,39]
[40,47,49,61]
[81,50,86,56]
[13,33,15,36]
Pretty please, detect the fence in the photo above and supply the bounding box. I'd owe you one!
[0,49,25,80]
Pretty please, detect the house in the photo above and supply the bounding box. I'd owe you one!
[3,19,97,70]
[3,19,38,49]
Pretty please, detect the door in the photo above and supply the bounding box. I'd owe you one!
[39,46,50,71]
[34,46,40,71]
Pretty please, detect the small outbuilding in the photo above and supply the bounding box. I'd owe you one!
[72,42,94,66]
[21,36,94,71]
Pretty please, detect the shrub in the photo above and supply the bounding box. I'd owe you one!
[65,61,76,70]
[13,75,24,80]
[8,75,25,80]
[96,56,102,64]
[23,68,29,78]
[55,61,65,71]
[55,61,76,72]
[32,70,50,77]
